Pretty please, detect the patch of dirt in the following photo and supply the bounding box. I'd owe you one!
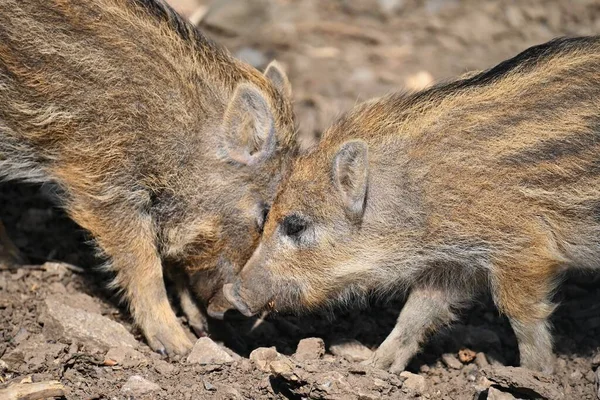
[3,0,600,399]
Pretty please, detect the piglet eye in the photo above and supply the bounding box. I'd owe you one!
[282,214,307,238]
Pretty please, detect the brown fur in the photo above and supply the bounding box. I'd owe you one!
[0,0,296,355]
[225,36,600,373]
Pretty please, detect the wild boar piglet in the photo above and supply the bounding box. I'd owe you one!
[225,36,600,373]
[0,0,296,356]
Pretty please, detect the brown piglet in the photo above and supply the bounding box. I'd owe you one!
[0,0,296,356]
[225,36,600,373]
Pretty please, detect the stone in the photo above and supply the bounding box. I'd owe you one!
[458,348,477,363]
[104,346,147,368]
[42,296,137,352]
[3,335,66,371]
[329,339,373,362]
[400,371,426,394]
[187,337,234,365]
[475,352,490,368]
[294,338,325,362]
[249,347,280,371]
[154,360,175,376]
[121,375,160,396]
[269,358,298,382]
[442,353,463,369]
[481,366,564,400]
[487,386,517,400]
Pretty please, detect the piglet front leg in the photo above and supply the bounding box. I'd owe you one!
[367,287,471,373]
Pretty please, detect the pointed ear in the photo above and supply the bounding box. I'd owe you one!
[332,140,369,220]
[221,83,276,166]
[264,60,292,98]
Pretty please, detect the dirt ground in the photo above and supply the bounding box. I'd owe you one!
[2,0,600,399]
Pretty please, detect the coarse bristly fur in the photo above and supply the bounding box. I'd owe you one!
[225,36,600,374]
[0,0,297,355]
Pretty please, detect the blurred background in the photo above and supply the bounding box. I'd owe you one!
[168,0,600,146]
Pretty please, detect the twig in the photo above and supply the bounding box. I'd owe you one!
[0,380,66,400]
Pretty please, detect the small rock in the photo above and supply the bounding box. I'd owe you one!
[42,262,72,279]
[585,369,596,383]
[329,339,373,362]
[154,360,175,376]
[458,348,477,364]
[487,386,517,400]
[269,358,298,381]
[234,47,267,68]
[442,353,462,369]
[12,327,30,344]
[570,370,583,381]
[121,375,160,396]
[592,352,600,369]
[250,347,281,371]
[482,366,564,399]
[400,371,426,394]
[187,337,234,365]
[294,338,325,362]
[3,335,66,370]
[203,380,216,391]
[0,359,8,372]
[43,296,137,352]
[104,346,147,368]
[475,352,490,368]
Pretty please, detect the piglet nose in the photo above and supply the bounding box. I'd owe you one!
[223,283,255,317]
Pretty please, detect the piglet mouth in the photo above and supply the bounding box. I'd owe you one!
[206,291,234,320]
[223,283,254,317]
[223,282,275,317]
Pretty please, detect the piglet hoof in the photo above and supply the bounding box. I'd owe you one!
[145,323,194,357]
[363,350,409,374]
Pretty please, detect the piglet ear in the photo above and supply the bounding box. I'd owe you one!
[332,140,369,220]
[264,60,292,98]
[220,83,276,166]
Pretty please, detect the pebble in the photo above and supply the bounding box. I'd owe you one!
[441,353,462,370]
[249,347,280,371]
[458,348,477,364]
[400,371,427,394]
[187,337,234,365]
[43,297,137,352]
[487,386,517,400]
[269,358,298,381]
[154,359,175,376]
[329,339,373,362]
[475,352,490,368]
[121,375,161,396]
[293,338,325,361]
[104,346,147,368]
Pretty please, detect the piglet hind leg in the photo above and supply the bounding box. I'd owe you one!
[0,219,27,268]
[367,287,471,374]
[492,260,557,374]
[176,279,208,338]
[70,204,193,356]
